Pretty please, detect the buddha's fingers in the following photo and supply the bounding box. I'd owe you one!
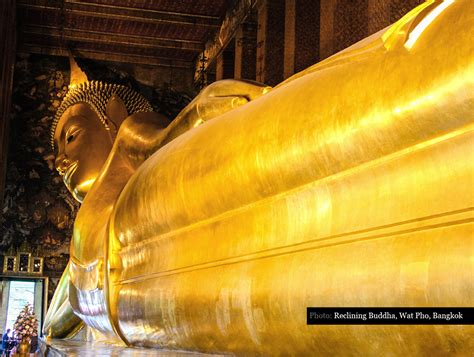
[196,95,250,122]
[201,79,271,101]
[196,80,271,122]
[159,79,272,147]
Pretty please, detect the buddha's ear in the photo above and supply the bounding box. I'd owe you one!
[106,95,128,132]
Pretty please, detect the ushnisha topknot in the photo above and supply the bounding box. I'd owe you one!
[50,80,153,150]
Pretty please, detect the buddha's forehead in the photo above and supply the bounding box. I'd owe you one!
[54,103,98,138]
[63,102,96,120]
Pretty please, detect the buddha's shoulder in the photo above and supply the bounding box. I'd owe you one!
[123,111,170,130]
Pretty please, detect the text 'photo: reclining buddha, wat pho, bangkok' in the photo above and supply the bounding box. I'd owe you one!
[0,0,472,355]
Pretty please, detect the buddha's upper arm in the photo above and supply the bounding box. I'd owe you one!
[114,112,170,169]
[113,80,271,166]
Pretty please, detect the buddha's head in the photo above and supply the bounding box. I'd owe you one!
[51,58,153,203]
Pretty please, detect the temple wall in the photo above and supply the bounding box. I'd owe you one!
[0,0,16,212]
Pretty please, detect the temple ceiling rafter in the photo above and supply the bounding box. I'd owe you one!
[16,0,233,68]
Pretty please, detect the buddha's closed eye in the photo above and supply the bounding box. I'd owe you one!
[66,128,81,144]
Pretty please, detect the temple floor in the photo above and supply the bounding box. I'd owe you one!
[41,339,226,356]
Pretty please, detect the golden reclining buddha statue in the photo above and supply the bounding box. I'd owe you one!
[44,0,473,354]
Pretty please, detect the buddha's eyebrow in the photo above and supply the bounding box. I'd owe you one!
[54,117,77,152]
[59,116,84,138]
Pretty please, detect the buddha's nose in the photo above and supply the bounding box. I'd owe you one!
[55,154,70,176]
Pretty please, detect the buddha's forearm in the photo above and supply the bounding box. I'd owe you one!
[161,80,271,147]
[112,80,270,171]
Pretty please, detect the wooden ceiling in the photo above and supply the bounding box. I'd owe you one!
[17,0,232,69]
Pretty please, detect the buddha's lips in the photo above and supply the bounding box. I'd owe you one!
[64,161,78,183]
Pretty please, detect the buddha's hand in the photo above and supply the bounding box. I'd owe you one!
[171,79,271,131]
[192,79,271,123]
[159,79,271,146]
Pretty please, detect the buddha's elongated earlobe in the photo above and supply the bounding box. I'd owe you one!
[105,94,128,133]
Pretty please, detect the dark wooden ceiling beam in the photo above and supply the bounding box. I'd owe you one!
[21,25,203,52]
[17,0,222,28]
[18,44,194,69]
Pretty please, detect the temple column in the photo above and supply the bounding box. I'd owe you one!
[216,53,224,81]
[320,0,424,61]
[319,0,336,60]
[256,0,285,86]
[34,280,44,334]
[368,0,424,33]
[216,49,235,81]
[257,0,322,82]
[284,0,321,77]
[234,22,257,80]
[0,281,10,332]
[320,0,369,58]
[333,0,369,53]
[0,0,16,209]
[283,0,295,79]
[223,48,235,79]
[294,0,321,73]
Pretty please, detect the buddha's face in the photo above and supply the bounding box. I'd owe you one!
[54,103,114,203]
